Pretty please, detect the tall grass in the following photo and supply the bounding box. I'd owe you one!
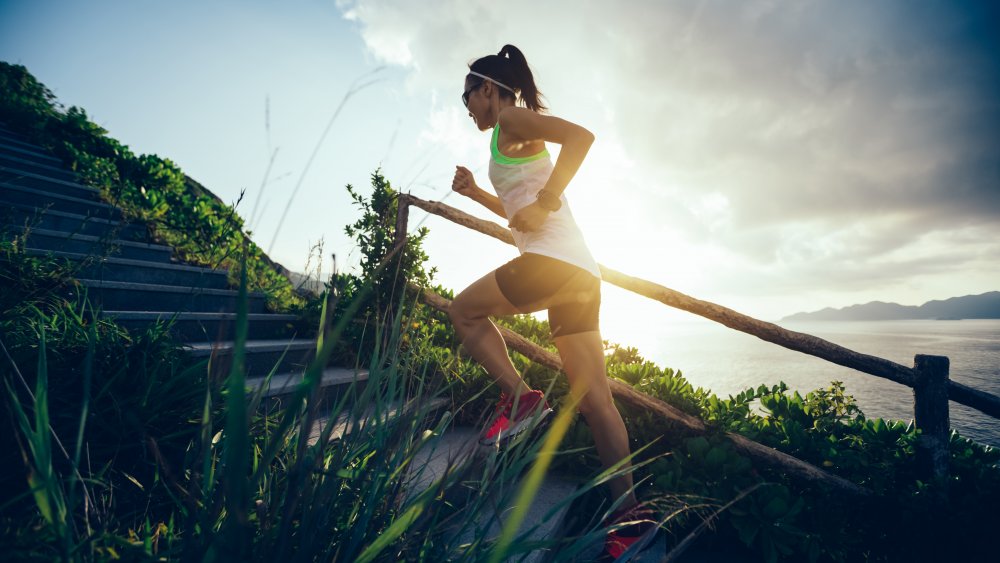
[2,237,667,562]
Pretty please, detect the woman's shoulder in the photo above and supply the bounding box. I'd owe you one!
[497,106,545,132]
[499,106,590,147]
[498,105,537,121]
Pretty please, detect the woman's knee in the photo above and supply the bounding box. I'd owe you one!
[448,295,472,325]
[576,387,616,418]
[449,290,489,326]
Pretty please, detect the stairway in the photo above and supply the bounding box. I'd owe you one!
[1,122,681,561]
[0,120,367,412]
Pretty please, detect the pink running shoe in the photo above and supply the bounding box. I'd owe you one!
[598,504,659,562]
[478,389,553,446]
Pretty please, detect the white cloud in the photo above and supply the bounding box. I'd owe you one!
[336,0,999,317]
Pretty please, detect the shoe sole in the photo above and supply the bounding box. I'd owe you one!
[477,406,553,446]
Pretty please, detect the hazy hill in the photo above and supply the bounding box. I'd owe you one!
[781,291,1000,322]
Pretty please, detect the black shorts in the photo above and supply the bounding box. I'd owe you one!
[493,252,601,338]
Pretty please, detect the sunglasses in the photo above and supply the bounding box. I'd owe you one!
[462,81,484,108]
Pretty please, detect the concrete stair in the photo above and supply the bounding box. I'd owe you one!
[0,121,367,416]
[104,310,300,341]
[399,422,670,562]
[23,249,231,288]
[4,202,148,241]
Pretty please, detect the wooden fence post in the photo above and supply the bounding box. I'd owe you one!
[912,354,950,484]
[394,193,410,250]
[383,193,411,344]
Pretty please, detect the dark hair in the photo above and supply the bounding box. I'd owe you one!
[468,44,548,113]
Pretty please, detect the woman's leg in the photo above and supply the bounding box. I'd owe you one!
[448,270,533,397]
[553,329,639,510]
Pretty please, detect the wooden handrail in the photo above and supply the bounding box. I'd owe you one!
[412,284,871,496]
[399,193,1000,421]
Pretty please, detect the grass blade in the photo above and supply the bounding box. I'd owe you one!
[221,250,251,556]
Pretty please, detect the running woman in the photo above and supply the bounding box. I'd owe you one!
[448,44,656,560]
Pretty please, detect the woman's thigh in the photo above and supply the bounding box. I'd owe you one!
[450,268,525,319]
[493,252,601,314]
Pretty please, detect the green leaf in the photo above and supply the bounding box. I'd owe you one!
[686,436,710,459]
[763,497,788,519]
[736,519,759,546]
[354,503,424,563]
[705,446,727,467]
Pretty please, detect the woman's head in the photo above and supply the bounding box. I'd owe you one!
[463,44,547,128]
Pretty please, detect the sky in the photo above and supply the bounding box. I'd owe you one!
[1,0,998,350]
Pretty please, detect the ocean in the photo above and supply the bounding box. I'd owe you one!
[621,318,1000,448]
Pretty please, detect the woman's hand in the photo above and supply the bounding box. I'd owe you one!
[452,165,479,198]
[508,201,550,233]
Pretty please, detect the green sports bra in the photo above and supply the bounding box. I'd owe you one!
[491,123,550,165]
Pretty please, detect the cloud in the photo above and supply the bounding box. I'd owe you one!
[337,0,999,302]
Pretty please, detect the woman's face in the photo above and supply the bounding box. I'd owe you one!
[463,76,491,131]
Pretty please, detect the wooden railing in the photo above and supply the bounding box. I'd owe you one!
[394,193,1000,488]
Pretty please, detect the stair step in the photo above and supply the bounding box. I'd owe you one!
[25,249,230,289]
[307,397,451,446]
[77,279,266,314]
[0,144,77,182]
[247,367,371,413]
[9,225,172,262]
[0,128,46,150]
[3,202,147,242]
[0,139,63,167]
[1,182,123,220]
[247,366,370,398]
[103,311,299,341]
[185,339,314,378]
[0,164,103,201]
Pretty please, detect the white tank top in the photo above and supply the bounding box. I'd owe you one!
[487,123,602,280]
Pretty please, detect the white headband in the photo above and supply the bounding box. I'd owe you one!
[467,70,517,94]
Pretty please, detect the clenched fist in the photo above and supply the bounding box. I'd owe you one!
[452,165,479,198]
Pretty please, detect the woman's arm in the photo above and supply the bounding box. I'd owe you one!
[453,165,508,220]
[499,106,595,200]
[501,107,595,233]
[471,188,509,219]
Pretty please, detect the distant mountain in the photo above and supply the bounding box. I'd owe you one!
[286,270,326,297]
[781,291,1000,322]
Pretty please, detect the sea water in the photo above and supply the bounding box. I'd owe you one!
[623,318,1000,448]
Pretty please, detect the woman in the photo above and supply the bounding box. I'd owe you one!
[448,44,656,560]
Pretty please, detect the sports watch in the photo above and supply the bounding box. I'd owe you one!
[535,189,562,212]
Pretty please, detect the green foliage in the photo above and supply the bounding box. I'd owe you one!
[0,61,300,311]
[674,380,999,561]
[334,171,437,367]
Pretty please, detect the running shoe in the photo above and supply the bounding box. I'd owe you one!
[598,503,659,562]
[478,389,552,446]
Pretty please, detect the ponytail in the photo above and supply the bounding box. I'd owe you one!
[468,44,548,113]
